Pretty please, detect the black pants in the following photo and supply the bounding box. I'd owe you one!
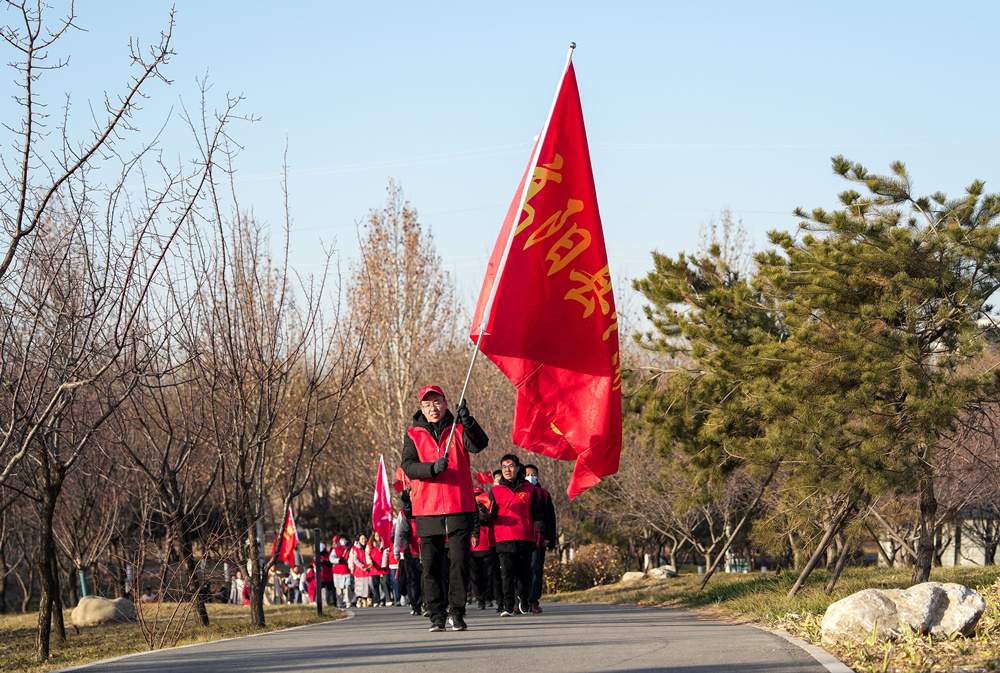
[498,549,533,612]
[469,552,494,603]
[529,546,546,606]
[490,549,502,606]
[405,557,422,611]
[419,527,471,619]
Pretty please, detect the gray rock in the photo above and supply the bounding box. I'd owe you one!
[620,571,646,582]
[648,565,678,578]
[821,582,985,646]
[71,596,137,626]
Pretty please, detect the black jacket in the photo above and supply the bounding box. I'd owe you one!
[400,407,488,537]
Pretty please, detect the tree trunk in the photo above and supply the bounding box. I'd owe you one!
[824,532,850,594]
[787,502,852,599]
[865,521,893,568]
[911,476,937,584]
[0,540,8,614]
[697,461,779,593]
[36,490,57,661]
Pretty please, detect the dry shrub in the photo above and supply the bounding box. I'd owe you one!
[545,544,623,593]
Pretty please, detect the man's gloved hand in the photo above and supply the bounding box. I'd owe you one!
[431,455,449,476]
[455,399,473,428]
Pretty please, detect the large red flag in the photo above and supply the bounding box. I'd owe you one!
[272,506,298,566]
[471,50,621,499]
[372,455,394,545]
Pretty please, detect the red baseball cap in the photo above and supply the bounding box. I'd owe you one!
[419,385,445,401]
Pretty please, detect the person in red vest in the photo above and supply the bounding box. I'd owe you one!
[469,486,496,610]
[524,464,557,613]
[349,534,372,607]
[401,384,489,633]
[331,535,353,609]
[481,454,544,617]
[368,532,389,606]
[394,483,423,616]
[319,540,335,606]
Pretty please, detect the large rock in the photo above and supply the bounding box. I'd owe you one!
[620,571,646,582]
[648,565,678,578]
[70,596,137,626]
[821,582,985,646]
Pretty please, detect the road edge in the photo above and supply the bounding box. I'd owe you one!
[50,609,356,673]
[756,626,854,673]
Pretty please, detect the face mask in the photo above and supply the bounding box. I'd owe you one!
[527,475,538,485]
[339,540,346,546]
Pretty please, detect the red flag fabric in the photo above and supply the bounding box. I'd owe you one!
[372,455,394,545]
[392,465,411,493]
[474,471,494,486]
[272,506,298,566]
[471,56,621,500]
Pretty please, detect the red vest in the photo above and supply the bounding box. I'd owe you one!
[351,544,369,578]
[408,424,475,516]
[369,545,388,575]
[332,545,350,575]
[408,519,420,555]
[492,482,536,543]
[471,523,495,551]
[319,551,333,582]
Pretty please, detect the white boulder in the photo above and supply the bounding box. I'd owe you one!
[648,565,678,578]
[821,582,985,646]
[70,596,137,626]
[620,571,646,582]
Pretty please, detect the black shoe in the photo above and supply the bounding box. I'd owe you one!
[429,618,446,632]
[477,601,485,610]
[495,605,503,613]
[450,614,467,631]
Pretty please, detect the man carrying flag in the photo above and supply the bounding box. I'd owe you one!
[401,385,488,632]
[471,44,621,499]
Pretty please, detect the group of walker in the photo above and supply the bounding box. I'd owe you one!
[279,383,558,632]
[400,384,557,632]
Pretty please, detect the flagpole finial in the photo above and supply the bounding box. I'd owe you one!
[570,42,576,49]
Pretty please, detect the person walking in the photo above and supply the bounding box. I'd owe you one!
[349,534,372,607]
[401,384,488,632]
[524,464,557,613]
[331,535,353,608]
[469,487,496,610]
[482,454,544,617]
[395,485,423,616]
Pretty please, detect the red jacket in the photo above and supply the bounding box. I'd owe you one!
[407,424,475,517]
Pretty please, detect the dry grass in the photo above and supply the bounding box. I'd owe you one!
[550,565,1000,672]
[0,602,342,673]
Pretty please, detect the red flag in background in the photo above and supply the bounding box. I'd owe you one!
[471,50,622,499]
[272,506,298,566]
[372,456,394,545]
[474,471,494,486]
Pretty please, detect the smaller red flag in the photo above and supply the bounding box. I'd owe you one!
[392,465,411,493]
[372,456,394,545]
[475,471,494,486]
[272,507,298,566]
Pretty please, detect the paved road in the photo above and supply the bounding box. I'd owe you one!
[65,603,835,673]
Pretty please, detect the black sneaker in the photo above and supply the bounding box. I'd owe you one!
[429,619,446,632]
[477,601,486,610]
[450,614,467,631]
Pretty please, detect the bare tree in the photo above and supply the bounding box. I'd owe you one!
[0,4,247,659]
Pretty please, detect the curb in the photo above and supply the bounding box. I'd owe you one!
[51,609,354,673]
[757,626,854,673]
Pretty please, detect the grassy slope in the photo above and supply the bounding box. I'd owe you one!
[0,603,341,673]
[551,565,1000,672]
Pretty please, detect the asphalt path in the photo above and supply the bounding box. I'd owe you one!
[64,602,837,673]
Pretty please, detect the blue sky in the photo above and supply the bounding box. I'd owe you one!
[6,1,1000,310]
